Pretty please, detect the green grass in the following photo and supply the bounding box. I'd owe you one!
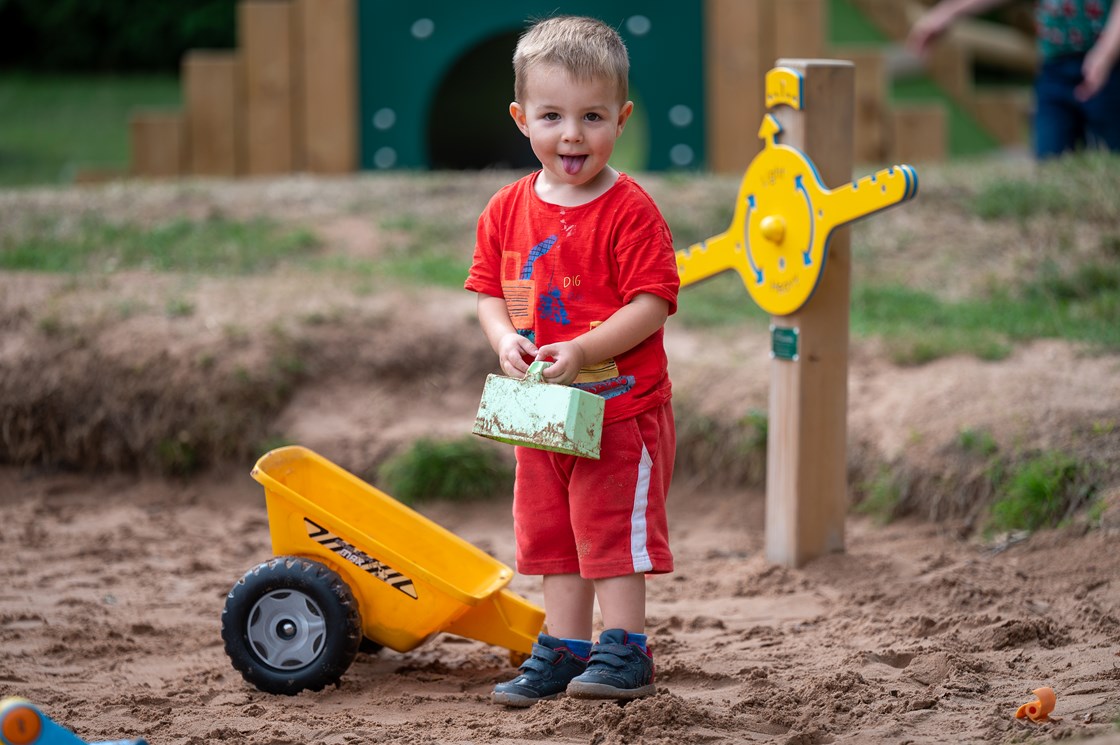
[165,296,196,318]
[852,264,1120,362]
[971,153,1120,222]
[379,250,470,287]
[377,213,474,287]
[1,205,465,289]
[304,248,468,289]
[971,444,1103,535]
[674,272,768,329]
[957,427,999,457]
[378,437,514,504]
[2,75,1118,361]
[673,405,768,488]
[0,215,318,275]
[987,451,1093,532]
[678,258,1120,361]
[157,433,199,476]
[853,434,1105,531]
[0,73,181,186]
[970,179,1074,220]
[855,465,904,525]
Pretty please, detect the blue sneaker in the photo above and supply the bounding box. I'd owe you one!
[566,629,656,700]
[492,634,588,707]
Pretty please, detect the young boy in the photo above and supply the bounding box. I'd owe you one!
[464,15,679,706]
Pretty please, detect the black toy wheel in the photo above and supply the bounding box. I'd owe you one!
[221,556,362,695]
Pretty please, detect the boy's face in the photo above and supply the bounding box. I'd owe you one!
[510,64,633,198]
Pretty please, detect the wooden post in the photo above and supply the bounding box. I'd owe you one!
[765,59,854,567]
[240,0,296,175]
[834,49,888,164]
[705,0,774,172]
[293,0,357,173]
[183,50,243,176]
[774,0,826,59]
[705,0,825,172]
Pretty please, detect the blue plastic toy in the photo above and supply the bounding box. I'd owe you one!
[0,699,146,745]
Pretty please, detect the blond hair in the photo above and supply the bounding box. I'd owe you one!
[513,16,629,104]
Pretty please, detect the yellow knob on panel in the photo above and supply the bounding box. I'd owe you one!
[759,215,786,245]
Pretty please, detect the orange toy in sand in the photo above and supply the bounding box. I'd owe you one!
[1015,687,1056,722]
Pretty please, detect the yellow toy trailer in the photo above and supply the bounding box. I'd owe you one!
[221,446,544,695]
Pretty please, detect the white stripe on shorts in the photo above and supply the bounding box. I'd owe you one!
[630,443,654,573]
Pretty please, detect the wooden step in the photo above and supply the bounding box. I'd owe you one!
[968,88,1032,146]
[130,110,186,178]
[889,103,948,164]
[948,17,1038,75]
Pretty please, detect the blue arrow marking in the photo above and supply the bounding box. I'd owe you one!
[745,194,764,285]
[795,175,815,266]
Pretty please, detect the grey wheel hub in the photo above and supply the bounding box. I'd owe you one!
[247,589,327,670]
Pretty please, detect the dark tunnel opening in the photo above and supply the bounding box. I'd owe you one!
[427,31,537,170]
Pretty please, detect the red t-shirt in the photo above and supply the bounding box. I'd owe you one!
[465,171,679,424]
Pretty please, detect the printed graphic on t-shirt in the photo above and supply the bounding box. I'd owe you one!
[501,235,563,345]
[574,321,621,383]
[570,317,636,399]
[573,346,636,399]
[502,237,637,400]
[501,275,535,340]
[578,359,619,382]
[538,285,570,325]
[572,375,636,399]
[571,323,635,399]
[520,235,557,278]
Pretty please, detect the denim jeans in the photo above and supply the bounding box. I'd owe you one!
[1034,54,1120,159]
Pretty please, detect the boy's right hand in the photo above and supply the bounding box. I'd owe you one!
[497,332,539,378]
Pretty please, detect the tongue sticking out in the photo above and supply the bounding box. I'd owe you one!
[562,155,585,175]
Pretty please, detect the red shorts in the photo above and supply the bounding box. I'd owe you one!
[512,401,675,579]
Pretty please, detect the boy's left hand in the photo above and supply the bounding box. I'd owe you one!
[534,340,587,386]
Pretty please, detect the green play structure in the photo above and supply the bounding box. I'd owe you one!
[126,0,1030,180]
[356,1,705,172]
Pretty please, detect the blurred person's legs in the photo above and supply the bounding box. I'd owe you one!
[1083,59,1120,153]
[1033,56,1085,158]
